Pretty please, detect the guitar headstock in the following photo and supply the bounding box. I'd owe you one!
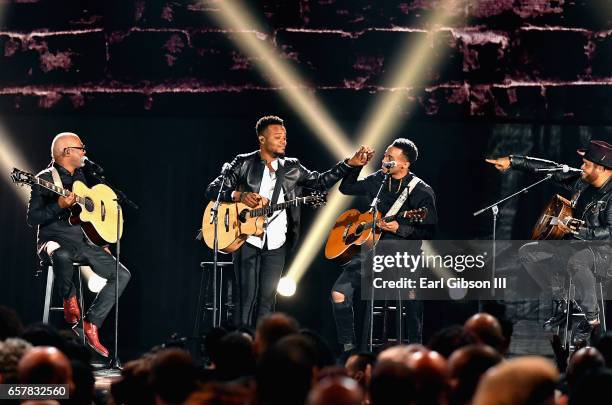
[400,207,427,223]
[306,191,327,208]
[10,168,36,187]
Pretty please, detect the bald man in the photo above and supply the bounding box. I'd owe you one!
[472,356,558,405]
[18,346,75,403]
[464,313,507,354]
[26,133,131,357]
[306,376,363,405]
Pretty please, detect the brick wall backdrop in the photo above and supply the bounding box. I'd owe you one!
[0,0,609,122]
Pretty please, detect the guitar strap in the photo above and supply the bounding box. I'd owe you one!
[50,166,62,189]
[385,175,421,217]
[270,159,286,205]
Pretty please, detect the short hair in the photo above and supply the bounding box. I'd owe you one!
[0,338,32,383]
[391,138,418,163]
[255,116,284,136]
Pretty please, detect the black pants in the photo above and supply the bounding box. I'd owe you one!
[232,242,286,328]
[519,242,598,321]
[332,255,423,347]
[44,240,131,327]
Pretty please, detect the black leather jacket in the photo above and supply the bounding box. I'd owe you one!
[511,155,612,241]
[205,150,357,250]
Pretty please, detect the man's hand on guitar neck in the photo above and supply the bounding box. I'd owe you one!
[377,219,399,233]
[234,191,264,208]
[58,192,77,209]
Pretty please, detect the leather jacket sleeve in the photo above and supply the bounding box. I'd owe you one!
[295,159,356,190]
[205,155,244,202]
[339,167,378,195]
[26,172,67,227]
[509,155,581,190]
[577,202,612,240]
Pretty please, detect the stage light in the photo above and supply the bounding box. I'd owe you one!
[0,128,34,204]
[284,2,460,286]
[211,0,353,158]
[277,276,297,297]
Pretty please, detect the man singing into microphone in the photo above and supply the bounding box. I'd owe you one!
[331,138,438,354]
[487,140,612,344]
[27,132,131,357]
[205,115,373,328]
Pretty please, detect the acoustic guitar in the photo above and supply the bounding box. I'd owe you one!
[325,207,428,264]
[531,194,584,240]
[11,167,123,245]
[202,192,326,253]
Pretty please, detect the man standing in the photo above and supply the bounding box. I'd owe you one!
[27,132,131,357]
[331,138,438,353]
[486,140,612,344]
[205,116,372,327]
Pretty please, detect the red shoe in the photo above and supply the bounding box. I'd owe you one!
[83,321,109,357]
[63,296,81,324]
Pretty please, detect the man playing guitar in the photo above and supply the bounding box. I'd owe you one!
[331,138,438,353]
[205,115,372,328]
[487,140,612,344]
[27,132,131,357]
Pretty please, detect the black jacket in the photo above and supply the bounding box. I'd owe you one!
[205,150,357,250]
[26,163,88,249]
[511,155,612,241]
[339,168,437,240]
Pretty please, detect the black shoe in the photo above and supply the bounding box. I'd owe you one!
[543,299,568,331]
[572,319,594,346]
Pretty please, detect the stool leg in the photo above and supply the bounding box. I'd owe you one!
[599,281,606,332]
[43,266,54,324]
[76,266,86,346]
[563,278,572,351]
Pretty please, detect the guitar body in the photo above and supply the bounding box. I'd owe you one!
[325,209,382,264]
[10,168,124,246]
[531,194,574,240]
[202,200,266,254]
[72,181,124,245]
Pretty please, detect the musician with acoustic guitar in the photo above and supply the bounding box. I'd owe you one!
[25,132,130,357]
[330,138,438,354]
[205,115,373,328]
[487,140,612,344]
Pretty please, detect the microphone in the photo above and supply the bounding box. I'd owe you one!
[81,156,104,174]
[382,161,397,169]
[535,165,582,174]
[220,162,233,175]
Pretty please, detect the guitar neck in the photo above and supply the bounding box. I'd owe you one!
[248,197,312,218]
[35,177,86,205]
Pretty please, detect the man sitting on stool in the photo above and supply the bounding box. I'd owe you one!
[27,132,131,357]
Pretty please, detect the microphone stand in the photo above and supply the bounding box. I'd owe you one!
[210,164,231,327]
[367,170,392,352]
[473,174,553,299]
[88,168,138,373]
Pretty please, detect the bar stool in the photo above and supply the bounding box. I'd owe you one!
[194,261,234,336]
[561,276,607,350]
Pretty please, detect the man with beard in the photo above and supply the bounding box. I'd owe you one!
[487,140,612,344]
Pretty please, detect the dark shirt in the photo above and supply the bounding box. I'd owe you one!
[339,169,438,241]
[26,163,89,248]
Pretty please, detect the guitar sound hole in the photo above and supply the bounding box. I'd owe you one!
[84,197,95,212]
[238,209,248,223]
[354,223,364,236]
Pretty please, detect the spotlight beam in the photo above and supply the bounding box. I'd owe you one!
[0,130,34,204]
[285,2,461,285]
